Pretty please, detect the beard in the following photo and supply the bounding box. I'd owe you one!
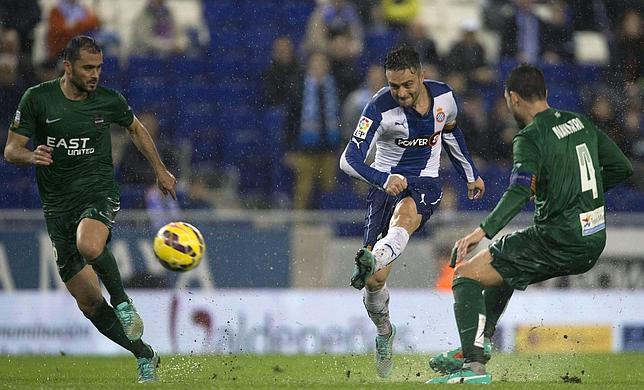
[396,92,418,108]
[70,73,97,93]
[396,97,412,107]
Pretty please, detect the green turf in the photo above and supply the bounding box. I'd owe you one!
[1,353,642,389]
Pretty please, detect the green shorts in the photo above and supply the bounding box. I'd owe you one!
[488,226,605,291]
[45,195,120,282]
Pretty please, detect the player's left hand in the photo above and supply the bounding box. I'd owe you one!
[157,170,177,200]
[467,176,485,200]
[451,227,486,267]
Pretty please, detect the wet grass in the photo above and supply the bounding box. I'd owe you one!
[1,352,642,389]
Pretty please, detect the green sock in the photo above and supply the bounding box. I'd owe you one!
[86,299,153,358]
[483,283,514,339]
[88,248,129,307]
[452,277,486,363]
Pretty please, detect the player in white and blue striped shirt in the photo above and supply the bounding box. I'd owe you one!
[339,45,485,378]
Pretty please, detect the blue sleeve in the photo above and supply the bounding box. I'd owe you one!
[339,103,389,188]
[441,126,479,182]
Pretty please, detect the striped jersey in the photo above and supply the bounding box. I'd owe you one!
[340,80,478,188]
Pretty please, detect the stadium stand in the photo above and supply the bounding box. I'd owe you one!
[1,0,642,211]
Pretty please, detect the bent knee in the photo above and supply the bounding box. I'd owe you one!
[77,242,104,261]
[76,295,105,316]
[452,249,501,287]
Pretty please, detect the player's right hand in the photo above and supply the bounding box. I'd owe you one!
[157,169,178,200]
[384,174,407,196]
[31,145,53,166]
[453,227,486,264]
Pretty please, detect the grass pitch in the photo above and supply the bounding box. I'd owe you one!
[1,353,642,389]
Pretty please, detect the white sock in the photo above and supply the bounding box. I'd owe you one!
[363,285,391,336]
[372,226,410,271]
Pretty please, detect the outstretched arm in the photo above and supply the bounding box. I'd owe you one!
[452,134,537,264]
[126,116,177,199]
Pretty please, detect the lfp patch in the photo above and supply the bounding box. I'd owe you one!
[353,116,373,139]
[12,110,21,128]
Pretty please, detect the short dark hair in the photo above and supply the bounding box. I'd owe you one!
[384,44,421,73]
[63,36,102,62]
[505,64,547,102]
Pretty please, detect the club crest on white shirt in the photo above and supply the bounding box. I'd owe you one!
[435,108,446,123]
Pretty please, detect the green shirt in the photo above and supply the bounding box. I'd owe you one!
[481,108,633,248]
[9,78,134,216]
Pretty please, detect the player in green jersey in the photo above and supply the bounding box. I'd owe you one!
[426,64,633,385]
[3,36,176,383]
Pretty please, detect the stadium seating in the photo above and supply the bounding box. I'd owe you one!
[1,0,641,212]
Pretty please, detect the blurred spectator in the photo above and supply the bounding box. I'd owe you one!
[397,19,441,70]
[608,10,643,87]
[589,94,623,152]
[602,1,644,32]
[303,0,364,101]
[0,0,41,55]
[285,53,341,209]
[498,0,576,64]
[0,29,26,137]
[1,30,20,56]
[128,111,180,227]
[34,59,63,83]
[0,53,23,150]
[179,172,214,210]
[481,0,513,31]
[365,2,392,35]
[47,0,100,60]
[499,0,541,63]
[144,181,180,230]
[119,111,178,188]
[623,102,644,161]
[486,96,517,164]
[444,19,495,88]
[118,111,180,226]
[381,0,419,29]
[443,71,467,97]
[457,93,489,160]
[1,29,36,85]
[341,64,386,140]
[626,102,644,192]
[130,0,184,57]
[352,0,380,30]
[263,36,301,107]
[541,0,575,64]
[567,0,610,32]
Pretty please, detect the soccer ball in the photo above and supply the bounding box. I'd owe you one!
[153,222,205,272]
